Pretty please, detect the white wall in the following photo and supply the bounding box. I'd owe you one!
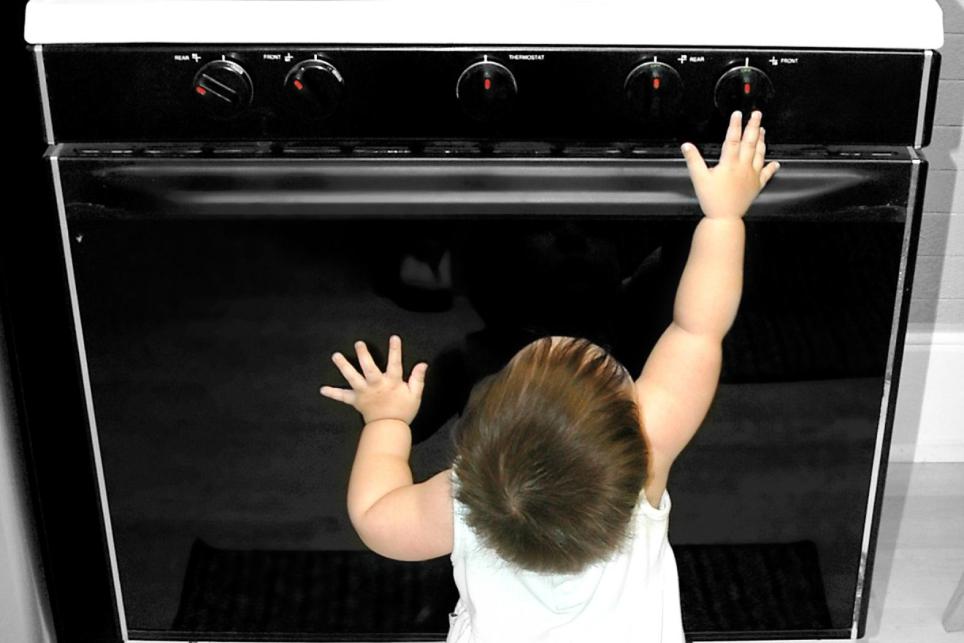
[892,0,964,463]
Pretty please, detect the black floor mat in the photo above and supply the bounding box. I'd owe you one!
[676,541,833,632]
[172,538,831,635]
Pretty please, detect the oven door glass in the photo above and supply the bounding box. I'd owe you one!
[54,151,919,640]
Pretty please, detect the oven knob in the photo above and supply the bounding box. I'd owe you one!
[625,61,683,121]
[714,65,775,119]
[456,60,518,123]
[192,59,253,118]
[284,59,345,119]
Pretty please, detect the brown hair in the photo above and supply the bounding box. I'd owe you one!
[452,335,648,575]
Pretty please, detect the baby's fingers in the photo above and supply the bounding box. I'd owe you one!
[721,110,743,164]
[386,335,403,380]
[753,127,766,173]
[354,341,383,382]
[407,362,428,399]
[331,351,367,389]
[760,160,781,189]
[680,142,708,180]
[739,110,762,164]
[319,385,357,406]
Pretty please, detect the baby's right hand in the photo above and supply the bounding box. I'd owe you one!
[680,110,781,220]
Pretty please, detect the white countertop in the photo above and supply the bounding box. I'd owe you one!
[24,0,944,48]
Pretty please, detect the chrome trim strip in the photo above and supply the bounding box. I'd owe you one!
[34,45,55,144]
[129,638,850,643]
[850,151,920,639]
[129,640,393,643]
[914,50,933,148]
[50,151,129,640]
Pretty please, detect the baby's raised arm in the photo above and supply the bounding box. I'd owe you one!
[635,110,779,471]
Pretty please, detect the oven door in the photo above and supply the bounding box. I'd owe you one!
[22,145,925,642]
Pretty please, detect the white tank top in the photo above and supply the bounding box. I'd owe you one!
[447,469,685,642]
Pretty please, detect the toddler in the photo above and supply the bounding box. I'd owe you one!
[320,109,780,641]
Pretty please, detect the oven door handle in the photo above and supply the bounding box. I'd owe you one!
[57,157,916,222]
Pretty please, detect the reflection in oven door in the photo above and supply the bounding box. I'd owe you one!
[54,153,916,638]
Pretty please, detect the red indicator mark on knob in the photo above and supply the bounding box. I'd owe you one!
[653,77,661,90]
[484,77,492,90]
[744,82,751,95]
[293,79,304,91]
[195,85,206,96]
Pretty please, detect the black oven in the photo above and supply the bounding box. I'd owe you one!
[12,41,942,643]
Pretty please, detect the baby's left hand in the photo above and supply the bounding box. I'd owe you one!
[320,335,428,425]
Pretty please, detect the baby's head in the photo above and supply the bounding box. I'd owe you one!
[452,335,648,575]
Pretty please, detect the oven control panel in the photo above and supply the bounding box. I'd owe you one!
[34,46,940,146]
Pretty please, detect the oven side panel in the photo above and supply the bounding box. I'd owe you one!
[0,41,56,643]
[853,152,928,639]
[1,146,123,642]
